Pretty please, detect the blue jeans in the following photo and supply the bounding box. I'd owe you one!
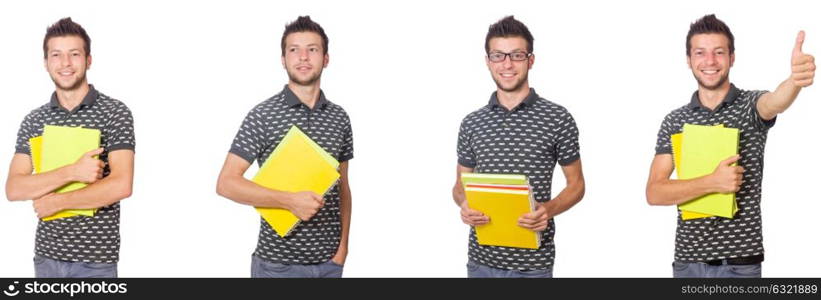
[672,261,762,278]
[467,260,553,278]
[251,255,344,278]
[33,255,118,278]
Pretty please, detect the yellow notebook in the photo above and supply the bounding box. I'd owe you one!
[464,184,540,249]
[35,125,101,221]
[672,132,713,220]
[461,173,528,187]
[30,136,43,173]
[677,124,740,219]
[252,125,340,238]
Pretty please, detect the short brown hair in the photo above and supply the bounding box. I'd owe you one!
[686,14,734,56]
[485,16,534,54]
[281,16,328,56]
[43,17,91,59]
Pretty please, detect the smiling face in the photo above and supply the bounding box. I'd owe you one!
[687,33,733,91]
[44,35,91,91]
[281,31,328,87]
[486,36,533,93]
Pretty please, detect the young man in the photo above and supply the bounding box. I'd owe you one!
[452,16,586,278]
[216,16,353,278]
[5,17,136,278]
[646,14,815,278]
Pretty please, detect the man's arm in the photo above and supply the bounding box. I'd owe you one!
[215,152,323,221]
[332,161,351,265]
[32,149,132,218]
[6,148,104,201]
[645,153,743,206]
[757,31,815,120]
[452,164,488,226]
[6,154,72,201]
[518,159,586,232]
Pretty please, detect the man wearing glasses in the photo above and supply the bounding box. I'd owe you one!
[452,16,586,278]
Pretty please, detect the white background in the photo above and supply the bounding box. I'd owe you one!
[1,0,818,277]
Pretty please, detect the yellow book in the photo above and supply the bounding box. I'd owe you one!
[36,125,101,221]
[677,124,739,219]
[252,125,340,238]
[681,210,713,220]
[29,136,42,173]
[671,133,713,220]
[464,183,540,249]
[29,136,79,220]
[461,173,528,187]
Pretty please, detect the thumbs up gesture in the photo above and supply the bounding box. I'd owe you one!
[791,30,816,87]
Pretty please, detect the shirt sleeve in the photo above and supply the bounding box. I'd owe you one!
[654,113,677,155]
[105,102,136,152]
[555,109,581,166]
[456,116,476,168]
[13,112,39,155]
[747,90,776,132]
[338,113,354,162]
[229,105,268,164]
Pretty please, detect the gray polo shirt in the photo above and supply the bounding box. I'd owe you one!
[13,85,136,263]
[230,85,353,265]
[457,88,580,270]
[654,83,773,263]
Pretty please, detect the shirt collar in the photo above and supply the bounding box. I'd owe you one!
[488,88,540,110]
[49,84,99,111]
[282,84,329,109]
[688,83,739,111]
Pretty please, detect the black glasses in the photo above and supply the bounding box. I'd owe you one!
[487,51,532,62]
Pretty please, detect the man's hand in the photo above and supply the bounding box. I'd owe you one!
[33,193,62,219]
[287,191,324,221]
[708,155,744,193]
[518,204,549,232]
[331,248,347,266]
[460,200,489,226]
[67,148,104,183]
[791,31,815,88]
